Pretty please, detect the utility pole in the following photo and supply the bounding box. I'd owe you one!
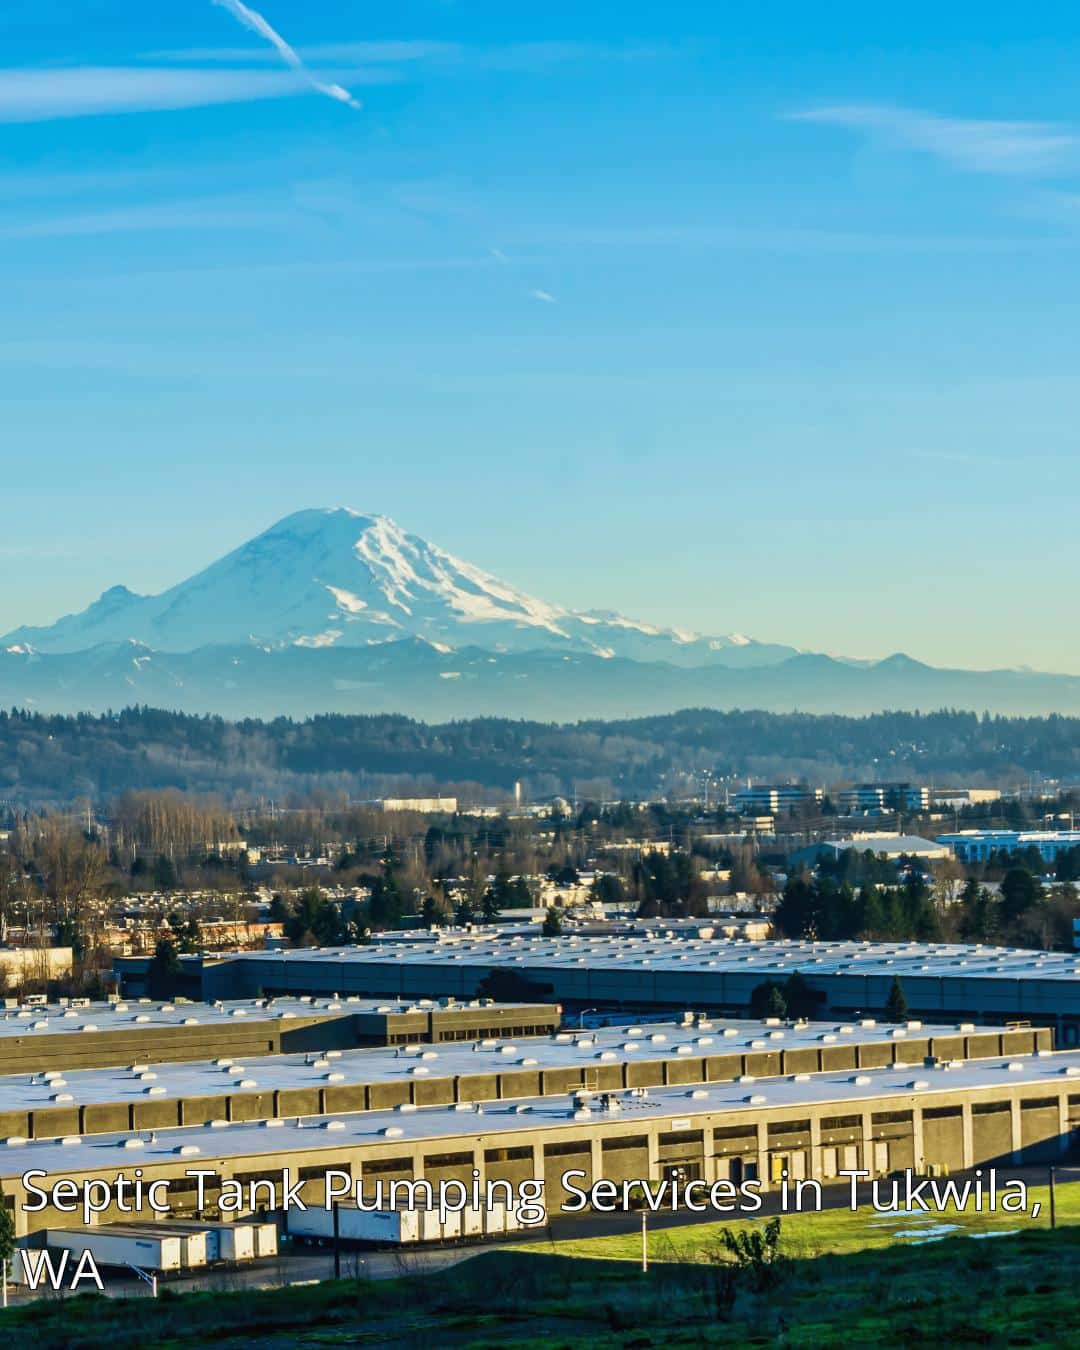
[333,1199,341,1278]
[1049,1164,1056,1230]
[641,1210,648,1273]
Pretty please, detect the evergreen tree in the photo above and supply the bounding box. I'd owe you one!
[153,853,178,891]
[885,976,909,1023]
[482,871,515,923]
[0,1192,15,1302]
[591,873,626,904]
[54,916,86,960]
[749,980,787,1019]
[782,971,824,1020]
[177,916,202,954]
[958,880,1000,943]
[856,884,886,939]
[285,888,344,946]
[367,872,405,930]
[1000,869,1041,927]
[147,938,182,999]
[541,907,563,937]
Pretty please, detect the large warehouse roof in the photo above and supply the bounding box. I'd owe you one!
[0,1016,1002,1114]
[0,993,540,1041]
[4,1048,1079,1180]
[202,937,1080,1034]
[209,937,1080,983]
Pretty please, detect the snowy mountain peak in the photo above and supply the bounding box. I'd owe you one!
[0,509,792,668]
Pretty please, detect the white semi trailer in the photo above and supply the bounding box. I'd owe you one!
[287,1201,495,1247]
[164,1220,256,1263]
[253,1221,279,1257]
[98,1224,209,1269]
[45,1226,184,1274]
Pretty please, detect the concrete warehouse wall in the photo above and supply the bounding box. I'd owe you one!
[4,1075,1077,1239]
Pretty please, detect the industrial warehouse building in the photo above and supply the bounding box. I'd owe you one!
[0,1015,1047,1142]
[937,829,1080,864]
[0,995,561,1074]
[201,937,1080,1045]
[2,1049,1078,1239]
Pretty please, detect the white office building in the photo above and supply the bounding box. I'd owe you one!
[937,829,1080,864]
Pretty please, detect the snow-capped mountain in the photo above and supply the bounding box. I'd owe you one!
[6,508,1077,721]
[1,508,795,667]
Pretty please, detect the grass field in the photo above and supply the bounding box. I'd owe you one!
[521,1180,1080,1265]
[5,1200,1080,1349]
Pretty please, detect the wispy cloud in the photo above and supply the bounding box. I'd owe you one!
[211,0,361,109]
[788,104,1078,176]
[529,222,1064,253]
[0,64,399,124]
[530,289,557,303]
[0,66,320,123]
[142,39,654,73]
[0,196,287,240]
[142,40,457,66]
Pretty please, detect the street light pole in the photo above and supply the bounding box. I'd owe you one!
[641,1210,648,1273]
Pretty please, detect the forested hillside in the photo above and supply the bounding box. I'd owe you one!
[1,706,1078,806]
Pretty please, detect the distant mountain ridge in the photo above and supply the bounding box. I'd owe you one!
[3,507,1079,719]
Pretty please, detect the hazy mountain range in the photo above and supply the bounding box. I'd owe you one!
[3,508,1079,719]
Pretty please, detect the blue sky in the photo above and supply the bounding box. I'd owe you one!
[1,2,1078,672]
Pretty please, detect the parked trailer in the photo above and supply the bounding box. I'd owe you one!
[287,1201,489,1247]
[45,1226,184,1273]
[163,1220,255,1263]
[98,1224,209,1269]
[253,1221,279,1257]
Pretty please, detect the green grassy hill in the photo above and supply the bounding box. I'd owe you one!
[6,1200,1080,1349]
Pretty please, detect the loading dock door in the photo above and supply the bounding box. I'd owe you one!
[770,1152,807,1183]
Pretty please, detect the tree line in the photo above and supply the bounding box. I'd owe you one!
[3,705,1080,804]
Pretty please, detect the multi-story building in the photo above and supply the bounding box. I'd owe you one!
[836,783,930,815]
[731,785,823,816]
[377,797,458,814]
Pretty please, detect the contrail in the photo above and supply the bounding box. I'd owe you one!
[212,0,361,109]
